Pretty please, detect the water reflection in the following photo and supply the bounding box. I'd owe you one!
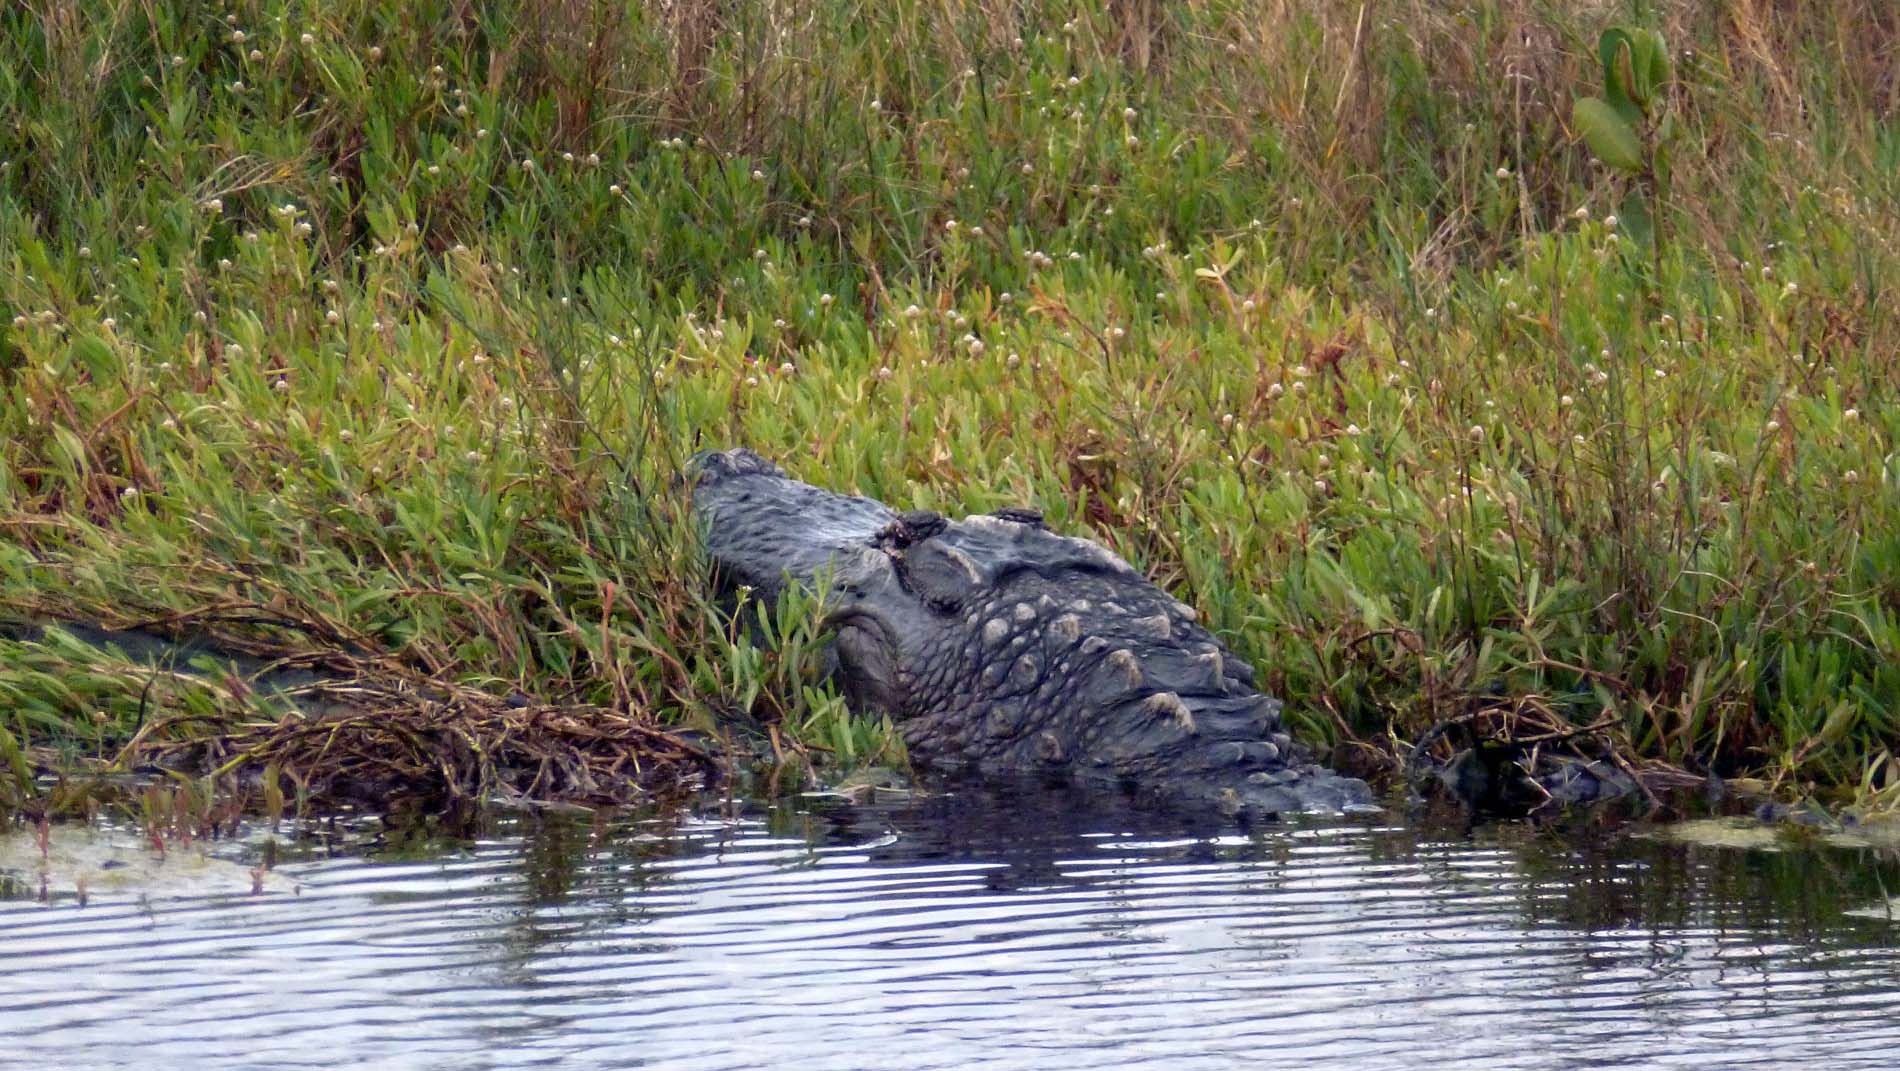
[4,788,1900,1070]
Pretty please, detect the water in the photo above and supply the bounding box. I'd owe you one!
[5,788,1900,1070]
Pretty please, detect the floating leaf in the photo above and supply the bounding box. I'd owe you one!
[1641,817,1785,851]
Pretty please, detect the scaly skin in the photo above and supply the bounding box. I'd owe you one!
[693,448,1374,820]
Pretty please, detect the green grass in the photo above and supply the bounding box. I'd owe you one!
[2,0,1898,811]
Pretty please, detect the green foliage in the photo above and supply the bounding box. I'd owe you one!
[1573,24,1677,251]
[1573,96,1645,174]
[2,0,1898,806]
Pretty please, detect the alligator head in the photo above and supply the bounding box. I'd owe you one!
[692,448,1373,820]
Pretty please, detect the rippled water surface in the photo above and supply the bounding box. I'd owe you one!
[6,790,1900,1070]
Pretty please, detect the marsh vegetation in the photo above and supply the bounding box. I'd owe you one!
[2,0,1898,815]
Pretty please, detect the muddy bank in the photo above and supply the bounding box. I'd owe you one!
[2,620,717,819]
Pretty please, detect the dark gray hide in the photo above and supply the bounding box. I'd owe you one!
[693,448,1373,819]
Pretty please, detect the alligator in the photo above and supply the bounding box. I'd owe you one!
[693,448,1374,820]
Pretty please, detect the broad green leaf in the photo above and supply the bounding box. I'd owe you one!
[1597,29,1633,101]
[1574,97,1645,173]
[1631,29,1671,105]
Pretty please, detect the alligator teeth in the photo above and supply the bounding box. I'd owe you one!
[1105,649,1143,689]
[1049,613,1081,643]
[1142,691,1197,734]
[1131,613,1172,640]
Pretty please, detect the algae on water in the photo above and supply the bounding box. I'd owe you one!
[0,825,296,904]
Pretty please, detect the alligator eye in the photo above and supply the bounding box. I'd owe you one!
[893,538,985,613]
[876,509,948,551]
